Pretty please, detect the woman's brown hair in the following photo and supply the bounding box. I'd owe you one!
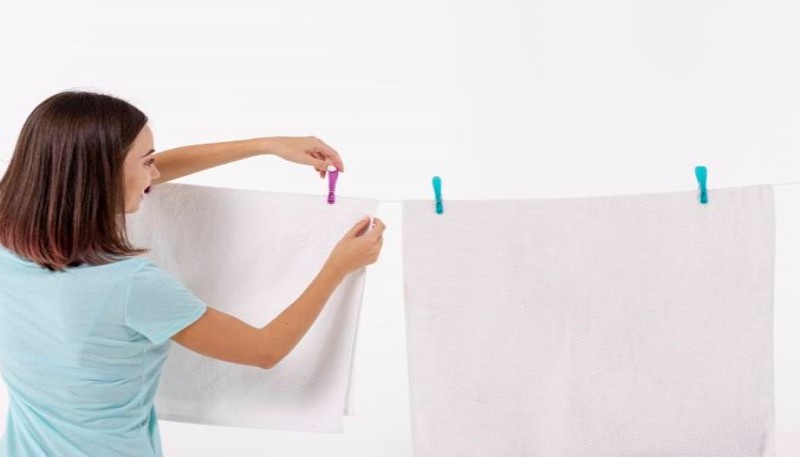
[0,90,150,272]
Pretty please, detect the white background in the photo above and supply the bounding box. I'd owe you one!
[0,0,798,455]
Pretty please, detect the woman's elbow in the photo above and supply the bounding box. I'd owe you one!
[256,351,282,370]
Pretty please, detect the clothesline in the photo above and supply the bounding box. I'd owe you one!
[378,180,800,203]
[774,180,800,187]
[3,157,800,197]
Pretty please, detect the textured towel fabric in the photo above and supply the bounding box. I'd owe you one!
[402,185,775,457]
[127,183,379,433]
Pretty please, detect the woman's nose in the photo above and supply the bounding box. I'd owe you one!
[151,165,161,179]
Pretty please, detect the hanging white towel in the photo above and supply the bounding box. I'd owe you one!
[402,185,775,457]
[126,183,379,433]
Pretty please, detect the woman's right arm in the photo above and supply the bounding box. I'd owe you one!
[172,216,385,369]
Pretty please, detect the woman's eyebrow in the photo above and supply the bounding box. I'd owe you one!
[142,149,155,158]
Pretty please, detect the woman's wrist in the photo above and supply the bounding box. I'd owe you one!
[257,137,278,156]
[320,259,348,283]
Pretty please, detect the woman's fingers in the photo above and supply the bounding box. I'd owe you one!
[369,218,386,238]
[347,217,373,238]
[307,150,328,178]
[311,137,344,172]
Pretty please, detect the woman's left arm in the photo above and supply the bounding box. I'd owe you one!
[151,136,345,186]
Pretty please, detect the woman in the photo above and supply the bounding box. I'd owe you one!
[0,90,386,456]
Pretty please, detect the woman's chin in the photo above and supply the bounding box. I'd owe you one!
[124,201,140,214]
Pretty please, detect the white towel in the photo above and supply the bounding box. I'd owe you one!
[402,185,775,456]
[127,183,379,433]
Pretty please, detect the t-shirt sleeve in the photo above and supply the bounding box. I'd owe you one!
[124,259,208,345]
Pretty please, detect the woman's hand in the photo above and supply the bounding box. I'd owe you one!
[324,216,386,277]
[265,136,345,178]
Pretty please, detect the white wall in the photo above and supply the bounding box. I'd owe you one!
[0,0,798,455]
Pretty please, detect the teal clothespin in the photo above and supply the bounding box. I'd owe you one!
[432,176,443,214]
[695,166,708,204]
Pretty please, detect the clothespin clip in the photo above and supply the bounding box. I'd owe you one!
[432,176,443,214]
[695,166,708,204]
[327,165,339,204]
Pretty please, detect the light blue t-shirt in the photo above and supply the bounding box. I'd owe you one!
[0,244,208,456]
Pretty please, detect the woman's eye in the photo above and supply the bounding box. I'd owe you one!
[145,158,156,166]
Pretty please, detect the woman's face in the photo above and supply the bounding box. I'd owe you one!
[123,124,160,214]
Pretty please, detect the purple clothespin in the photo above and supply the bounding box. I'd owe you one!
[327,165,339,204]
